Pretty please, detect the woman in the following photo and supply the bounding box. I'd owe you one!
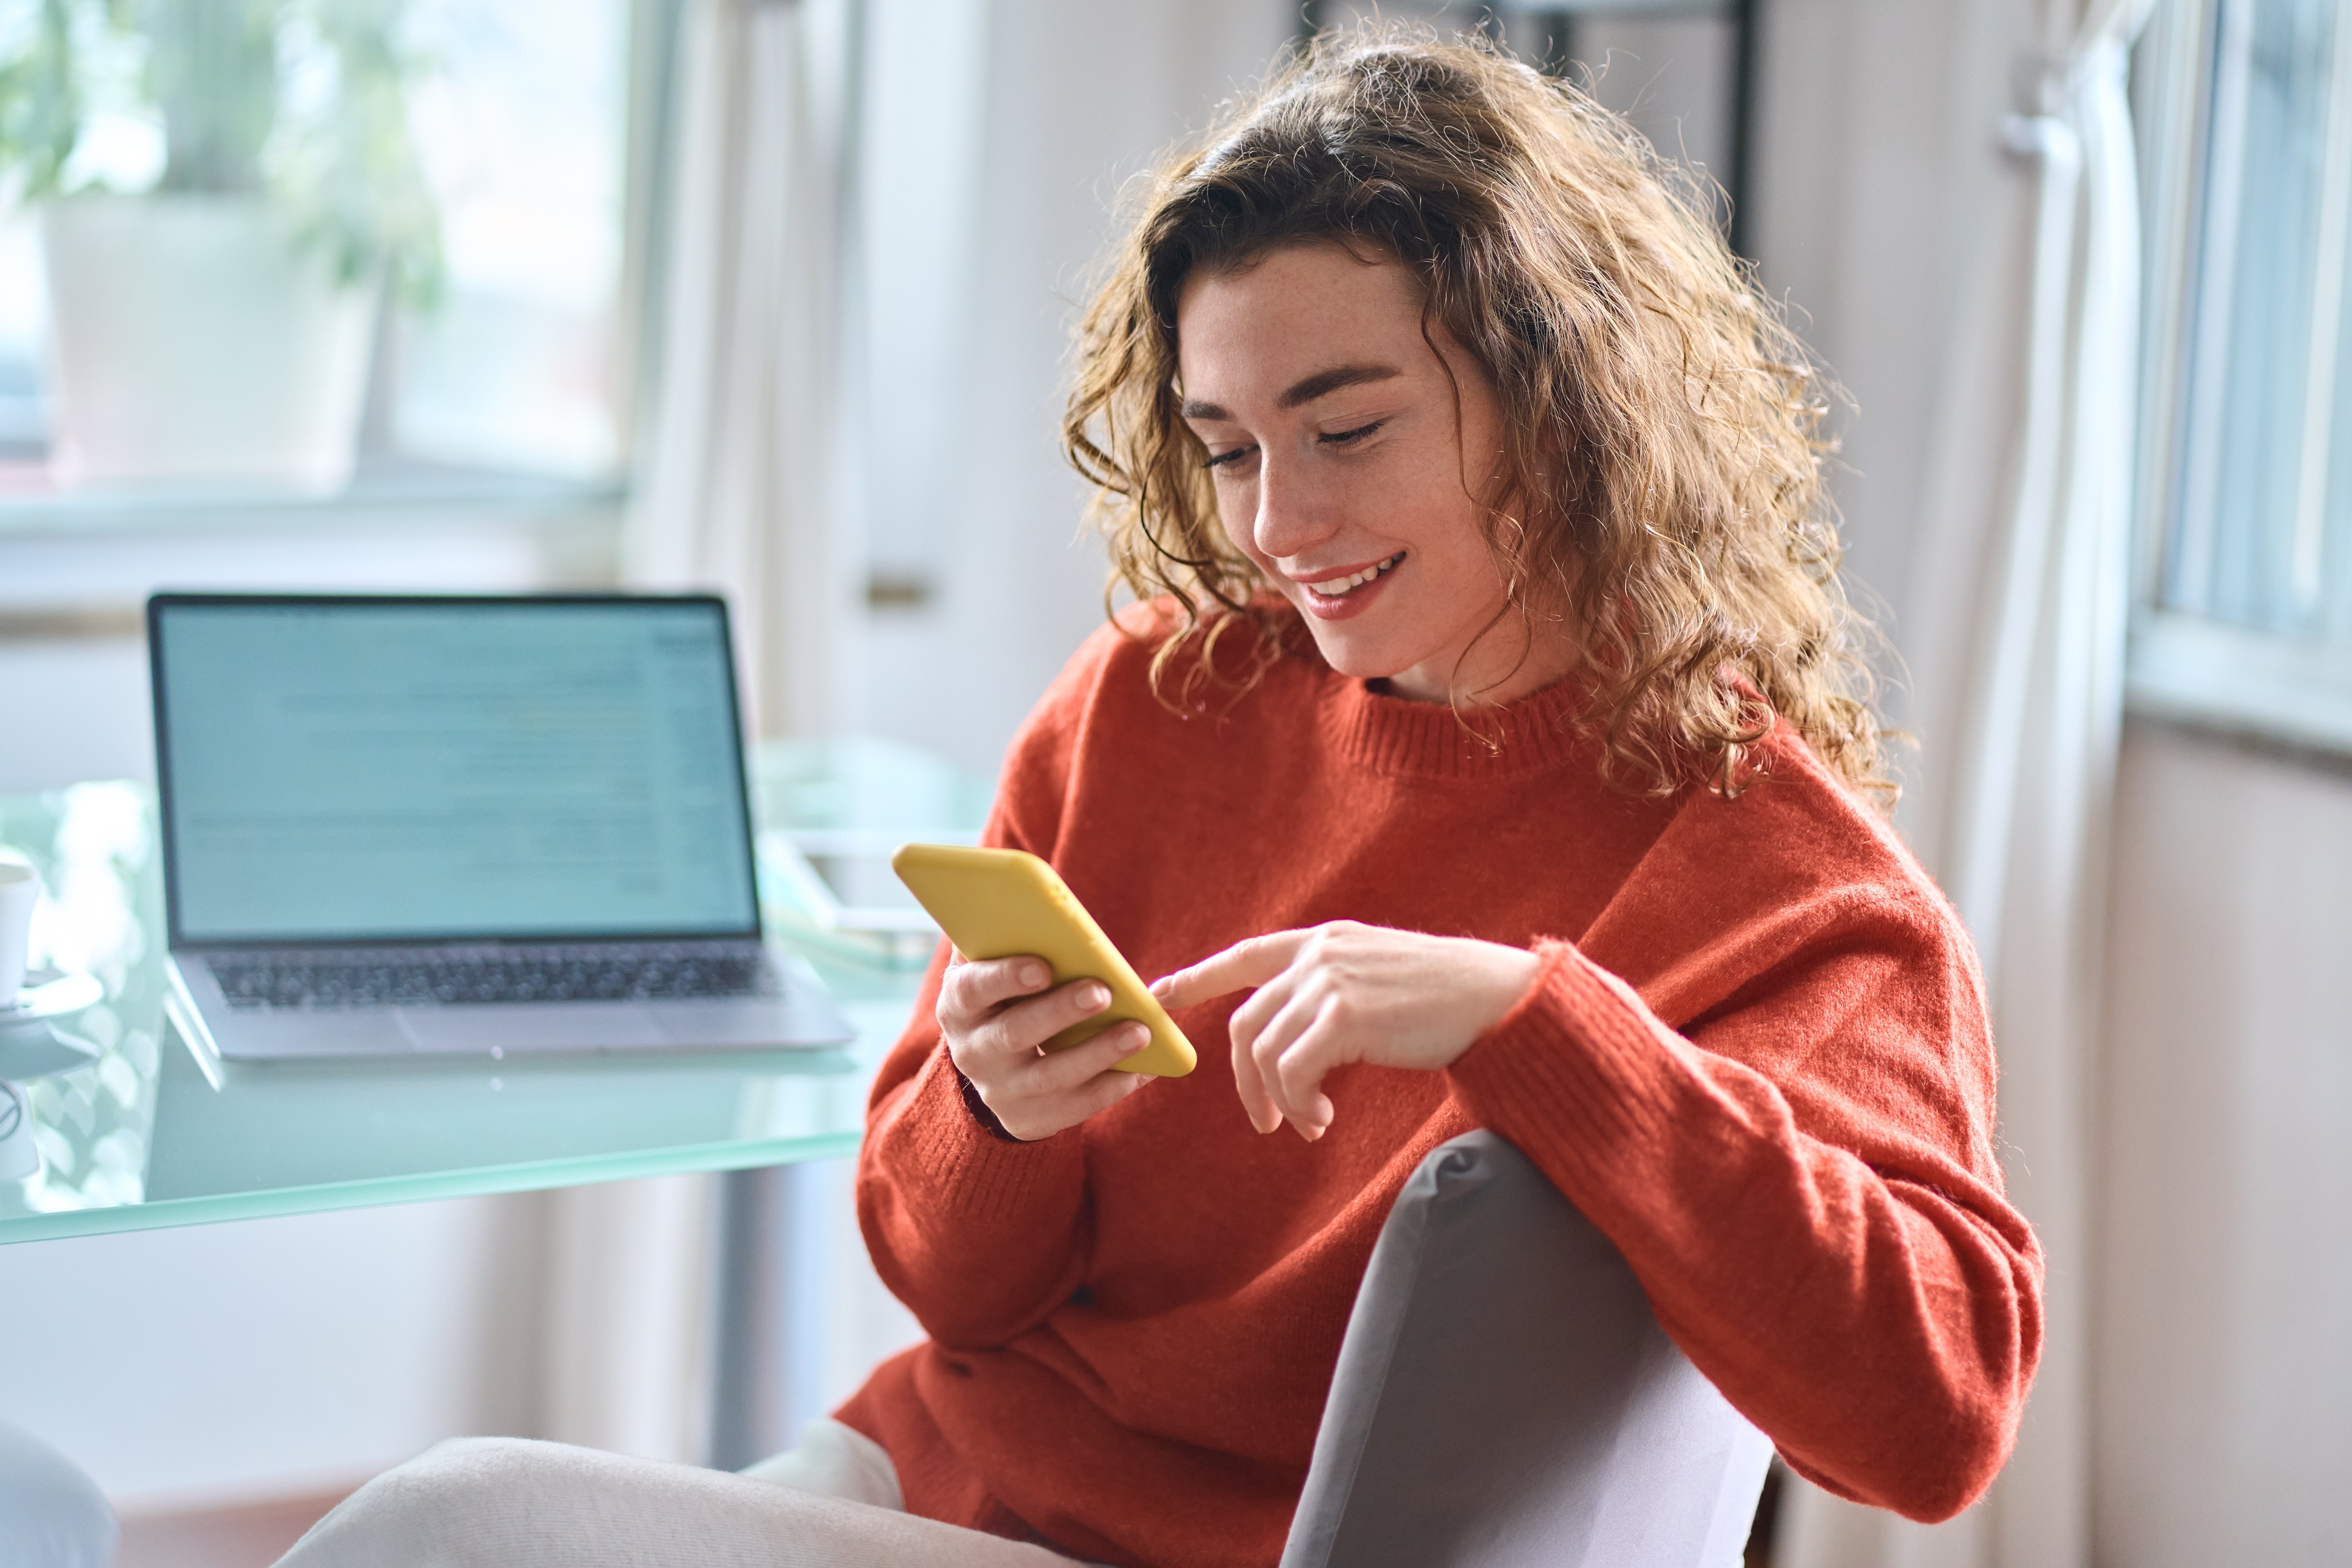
[281,31,2039,1568]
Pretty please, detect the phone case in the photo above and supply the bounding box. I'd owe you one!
[890,843,1196,1077]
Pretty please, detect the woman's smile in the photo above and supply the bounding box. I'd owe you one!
[1294,550,1407,616]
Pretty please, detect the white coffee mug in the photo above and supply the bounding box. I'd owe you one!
[0,862,38,1008]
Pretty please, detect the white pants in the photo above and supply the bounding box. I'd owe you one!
[273,1420,1090,1568]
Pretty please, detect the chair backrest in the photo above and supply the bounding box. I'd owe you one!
[1281,1131,1773,1568]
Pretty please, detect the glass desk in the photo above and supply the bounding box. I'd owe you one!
[0,738,986,1245]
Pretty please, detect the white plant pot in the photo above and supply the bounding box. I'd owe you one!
[40,194,378,493]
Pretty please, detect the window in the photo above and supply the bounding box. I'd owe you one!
[0,0,645,518]
[2132,0,2352,747]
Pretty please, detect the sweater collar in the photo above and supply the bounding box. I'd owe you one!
[1312,657,1597,780]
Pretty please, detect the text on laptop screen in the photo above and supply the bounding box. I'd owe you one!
[156,600,760,943]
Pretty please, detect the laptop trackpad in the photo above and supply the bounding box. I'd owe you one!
[396,1003,666,1053]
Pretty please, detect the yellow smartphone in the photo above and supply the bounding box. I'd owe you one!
[890,843,1196,1077]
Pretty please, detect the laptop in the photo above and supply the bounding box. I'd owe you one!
[148,592,854,1063]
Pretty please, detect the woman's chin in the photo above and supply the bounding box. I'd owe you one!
[1300,626,1438,694]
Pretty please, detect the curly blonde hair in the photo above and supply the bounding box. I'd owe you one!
[1061,27,1890,804]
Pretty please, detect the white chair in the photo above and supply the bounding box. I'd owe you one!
[1282,1131,1774,1568]
[0,1420,115,1568]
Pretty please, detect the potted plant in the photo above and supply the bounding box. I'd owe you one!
[0,0,441,491]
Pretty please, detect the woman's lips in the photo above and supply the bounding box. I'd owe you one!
[1295,551,1405,621]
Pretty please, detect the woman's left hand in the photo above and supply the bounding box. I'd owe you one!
[1150,922,1541,1140]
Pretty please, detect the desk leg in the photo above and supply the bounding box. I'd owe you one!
[708,1162,830,1470]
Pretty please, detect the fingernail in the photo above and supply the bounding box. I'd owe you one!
[1149,976,1173,997]
[1083,983,1111,1010]
[1022,963,1048,988]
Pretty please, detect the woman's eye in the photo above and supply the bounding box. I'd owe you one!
[1319,420,1385,447]
[1201,446,1254,472]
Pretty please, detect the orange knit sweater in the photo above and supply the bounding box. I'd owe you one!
[836,611,2042,1567]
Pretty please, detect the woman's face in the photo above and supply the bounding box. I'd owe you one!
[1175,240,1573,704]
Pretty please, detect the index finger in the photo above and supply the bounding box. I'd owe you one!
[1150,930,1310,1012]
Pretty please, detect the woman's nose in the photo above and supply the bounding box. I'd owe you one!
[1251,453,1338,564]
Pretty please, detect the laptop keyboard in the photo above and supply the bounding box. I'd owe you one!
[210,945,777,1011]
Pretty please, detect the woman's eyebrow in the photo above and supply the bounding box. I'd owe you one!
[1178,363,1404,421]
[1278,363,1401,409]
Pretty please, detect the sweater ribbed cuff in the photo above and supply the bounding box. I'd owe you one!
[956,1063,1022,1142]
[892,1045,1086,1228]
[1447,939,1689,1205]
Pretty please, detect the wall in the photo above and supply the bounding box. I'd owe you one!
[2095,719,2352,1566]
[851,0,1294,781]
[0,634,150,794]
[0,1195,542,1505]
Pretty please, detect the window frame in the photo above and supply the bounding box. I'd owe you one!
[2128,0,2352,753]
[0,0,680,549]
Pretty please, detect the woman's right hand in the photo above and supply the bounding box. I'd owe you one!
[939,956,1155,1141]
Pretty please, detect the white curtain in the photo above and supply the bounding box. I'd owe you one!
[1776,2,2155,1566]
[531,0,864,1466]
[625,0,863,742]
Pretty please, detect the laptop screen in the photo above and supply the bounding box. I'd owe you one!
[151,596,762,945]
